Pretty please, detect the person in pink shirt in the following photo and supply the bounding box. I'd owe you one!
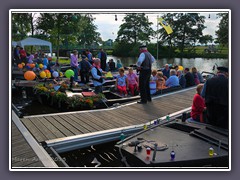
[70,50,79,81]
[126,68,139,96]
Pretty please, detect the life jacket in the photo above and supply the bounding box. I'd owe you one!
[91,66,103,83]
[140,52,152,70]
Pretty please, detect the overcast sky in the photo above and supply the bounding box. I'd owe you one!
[29,10,226,42]
[92,12,223,42]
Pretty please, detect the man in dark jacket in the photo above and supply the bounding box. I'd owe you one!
[98,49,107,71]
[184,68,195,87]
[79,55,92,84]
[201,66,229,129]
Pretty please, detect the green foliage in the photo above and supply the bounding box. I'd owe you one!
[12,13,33,41]
[158,13,207,56]
[215,13,229,46]
[116,13,154,44]
[33,83,105,110]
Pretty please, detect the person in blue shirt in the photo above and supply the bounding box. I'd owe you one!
[165,69,179,88]
[86,49,93,65]
[90,58,107,94]
[162,64,170,79]
[136,44,155,104]
[116,59,123,70]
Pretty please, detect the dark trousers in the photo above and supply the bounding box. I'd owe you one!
[139,69,151,102]
[94,85,103,94]
[101,60,106,71]
[80,71,89,84]
[206,103,228,129]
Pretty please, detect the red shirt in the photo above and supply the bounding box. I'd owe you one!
[191,93,205,120]
[19,49,27,58]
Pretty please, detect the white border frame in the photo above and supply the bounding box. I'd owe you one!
[9,9,231,171]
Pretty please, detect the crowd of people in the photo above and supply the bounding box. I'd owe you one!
[133,44,228,130]
[13,45,229,130]
[189,66,228,129]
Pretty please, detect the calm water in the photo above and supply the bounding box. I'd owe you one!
[107,55,229,73]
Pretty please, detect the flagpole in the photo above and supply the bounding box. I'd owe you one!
[156,15,159,61]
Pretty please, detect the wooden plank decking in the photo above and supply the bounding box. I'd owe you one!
[11,122,44,167]
[20,87,196,144]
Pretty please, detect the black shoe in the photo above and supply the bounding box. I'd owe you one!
[137,100,147,104]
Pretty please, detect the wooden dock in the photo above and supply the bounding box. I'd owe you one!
[11,87,196,168]
[11,121,45,167]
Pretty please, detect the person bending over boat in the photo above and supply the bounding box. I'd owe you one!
[190,84,206,123]
[136,44,155,104]
[127,68,139,96]
[201,66,228,129]
[91,58,107,94]
[165,69,179,88]
[115,68,129,97]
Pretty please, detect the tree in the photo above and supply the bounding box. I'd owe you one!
[158,13,206,56]
[215,13,229,46]
[76,15,101,49]
[114,13,154,57]
[36,13,101,61]
[116,13,154,45]
[199,34,213,46]
[12,13,32,41]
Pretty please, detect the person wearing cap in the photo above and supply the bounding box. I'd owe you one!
[201,66,229,129]
[136,44,155,104]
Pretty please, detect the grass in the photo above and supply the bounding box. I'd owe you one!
[51,57,71,65]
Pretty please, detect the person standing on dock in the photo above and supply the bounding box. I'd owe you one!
[91,58,107,94]
[136,44,155,104]
[98,48,107,71]
[201,66,229,129]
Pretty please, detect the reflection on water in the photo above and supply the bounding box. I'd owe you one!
[107,55,229,73]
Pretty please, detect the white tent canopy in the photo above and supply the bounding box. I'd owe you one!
[12,41,17,47]
[17,37,52,56]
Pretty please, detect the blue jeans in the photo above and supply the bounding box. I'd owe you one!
[71,67,79,81]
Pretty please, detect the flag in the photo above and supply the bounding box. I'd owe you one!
[158,18,173,35]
